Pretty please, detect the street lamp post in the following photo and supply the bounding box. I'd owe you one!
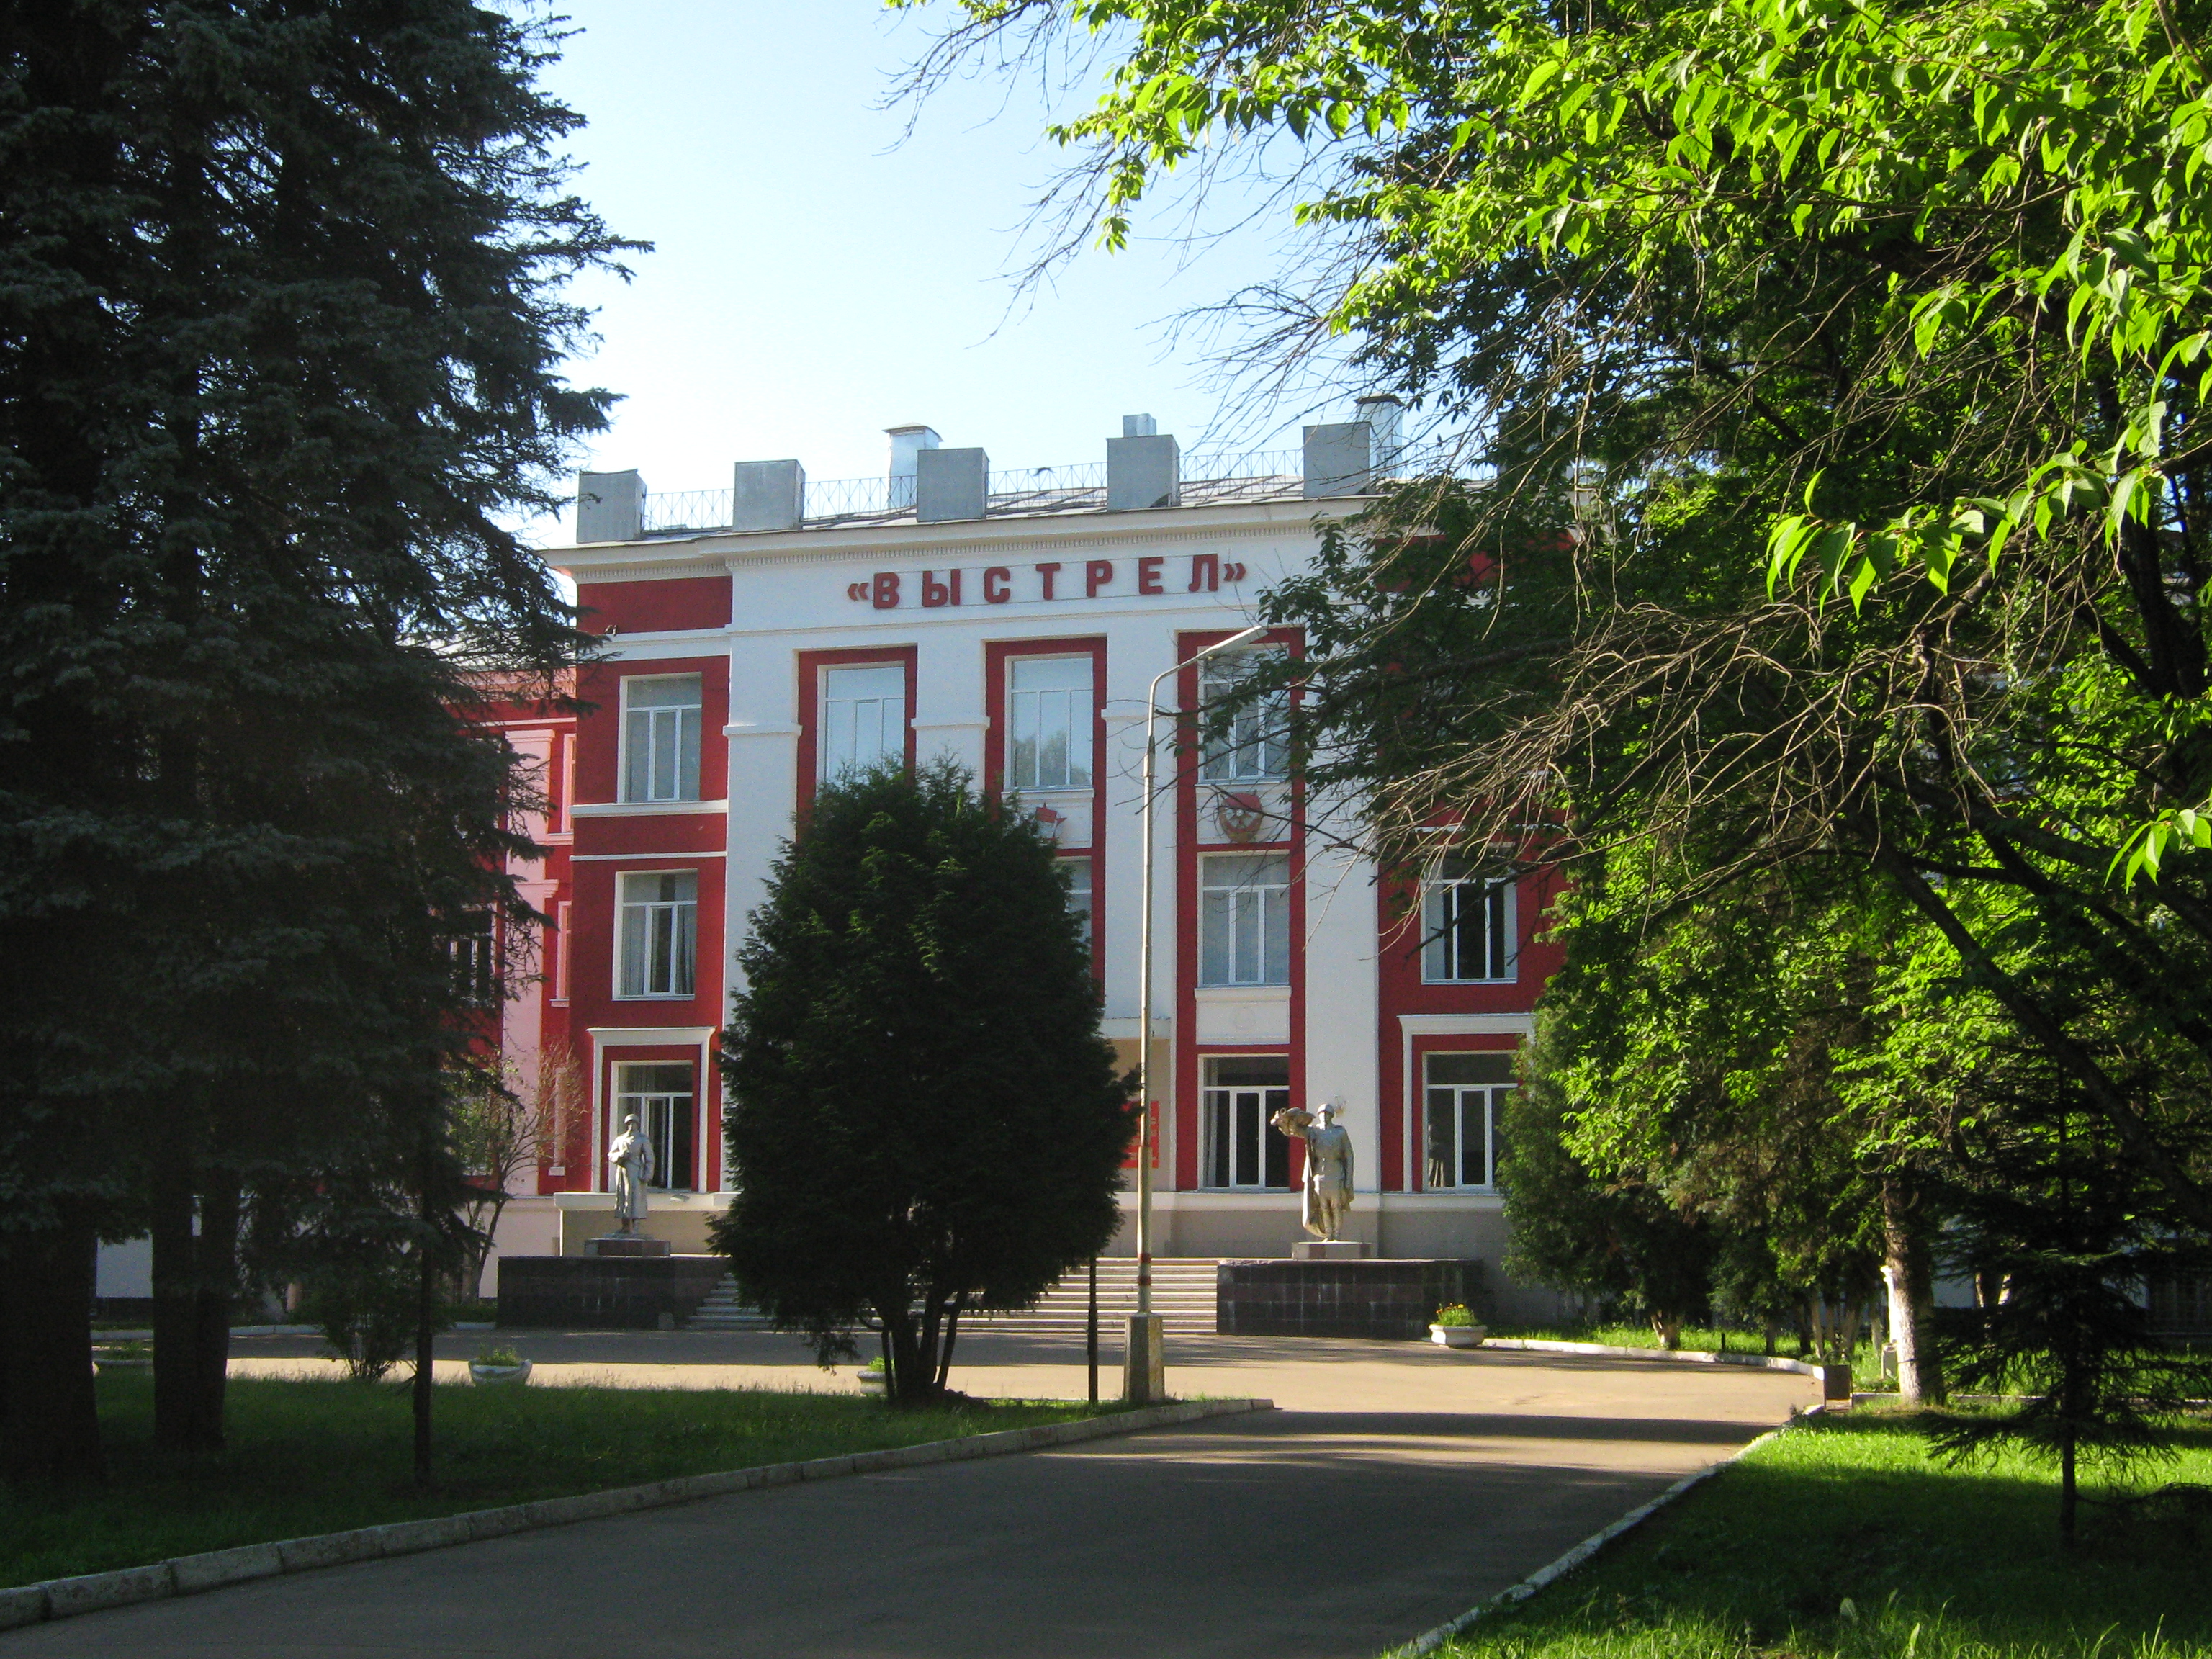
[1126,623,1267,1404]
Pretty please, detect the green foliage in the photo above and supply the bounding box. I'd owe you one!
[1434,1303,1478,1327]
[0,0,631,1466]
[1426,1414,2212,1658]
[713,761,1133,1404]
[1500,1028,1719,1345]
[1,1372,1093,1587]
[300,1250,448,1384]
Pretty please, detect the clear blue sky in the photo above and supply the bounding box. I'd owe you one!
[529,1,1343,543]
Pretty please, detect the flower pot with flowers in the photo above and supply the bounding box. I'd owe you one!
[1429,1305,1486,1349]
[469,1345,532,1386]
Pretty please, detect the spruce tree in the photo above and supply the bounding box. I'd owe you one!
[0,1,630,1476]
[714,762,1133,1405]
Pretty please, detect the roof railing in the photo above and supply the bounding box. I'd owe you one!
[630,444,1478,539]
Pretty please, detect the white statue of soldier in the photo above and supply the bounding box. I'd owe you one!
[608,1112,655,1234]
[1272,1099,1355,1242]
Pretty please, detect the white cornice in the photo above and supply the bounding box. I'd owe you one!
[569,800,729,819]
[550,496,1359,580]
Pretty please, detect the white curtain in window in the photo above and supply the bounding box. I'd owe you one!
[618,871,697,997]
[1198,651,1288,783]
[1200,853,1290,984]
[622,675,703,803]
[820,664,906,781]
[1009,655,1093,790]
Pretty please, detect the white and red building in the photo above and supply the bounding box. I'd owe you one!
[479,410,1564,1315]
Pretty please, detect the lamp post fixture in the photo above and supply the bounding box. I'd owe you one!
[1126,622,1267,1403]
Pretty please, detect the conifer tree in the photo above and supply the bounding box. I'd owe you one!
[714,763,1133,1405]
[0,1,630,1477]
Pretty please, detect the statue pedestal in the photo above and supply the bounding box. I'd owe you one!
[1216,1257,1485,1339]
[588,1235,671,1258]
[1292,1240,1368,1262]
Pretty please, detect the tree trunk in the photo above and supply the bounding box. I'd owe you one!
[1880,1178,1944,1406]
[933,1293,964,1394]
[883,1310,923,1406]
[0,1213,104,1483]
[413,1238,436,1485]
[1654,1314,1682,1350]
[189,1176,240,1448]
[2059,1424,2078,1547]
[149,1165,201,1450]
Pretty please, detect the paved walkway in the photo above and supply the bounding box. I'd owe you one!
[15,1334,1809,1659]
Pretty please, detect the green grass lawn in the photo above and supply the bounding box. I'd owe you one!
[1,1372,1099,1588]
[1420,1410,2212,1659]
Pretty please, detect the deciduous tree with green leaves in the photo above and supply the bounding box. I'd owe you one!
[906,0,2212,1247]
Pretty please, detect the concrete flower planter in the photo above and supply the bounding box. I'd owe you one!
[858,1370,887,1392]
[468,1360,532,1387]
[1430,1323,1487,1349]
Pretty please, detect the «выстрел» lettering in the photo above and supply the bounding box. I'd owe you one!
[843,554,1247,609]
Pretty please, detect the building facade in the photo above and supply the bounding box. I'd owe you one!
[482,410,1563,1315]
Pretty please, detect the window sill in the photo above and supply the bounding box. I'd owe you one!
[572,800,729,818]
[1419,976,1521,988]
[1193,984,1290,1000]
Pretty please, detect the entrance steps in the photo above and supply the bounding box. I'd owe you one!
[964,1259,1220,1338]
[683,1259,1222,1336]
[684,1274,776,1331]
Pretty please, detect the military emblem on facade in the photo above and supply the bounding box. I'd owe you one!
[1214,791,1266,842]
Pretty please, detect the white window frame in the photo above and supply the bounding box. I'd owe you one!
[1199,853,1291,986]
[619,675,703,804]
[614,1061,696,1192]
[1200,1056,1291,1190]
[1421,869,1516,983]
[1424,1052,1516,1190]
[818,662,908,782]
[1197,649,1289,783]
[616,870,697,999]
[1007,655,1094,792]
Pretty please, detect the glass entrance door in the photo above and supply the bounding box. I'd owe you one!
[1424,1051,1514,1190]
[1202,1056,1291,1189]
[615,1062,696,1192]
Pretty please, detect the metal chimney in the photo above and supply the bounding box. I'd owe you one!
[886,424,940,511]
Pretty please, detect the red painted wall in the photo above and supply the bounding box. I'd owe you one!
[575,575,732,636]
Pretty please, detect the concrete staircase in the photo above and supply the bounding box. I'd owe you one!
[684,1274,776,1331]
[963,1258,1220,1338]
[683,1259,1221,1336]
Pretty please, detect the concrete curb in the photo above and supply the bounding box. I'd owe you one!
[1387,1406,1822,1658]
[1478,1337,1823,1377]
[0,1396,1270,1634]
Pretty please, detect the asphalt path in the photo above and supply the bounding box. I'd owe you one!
[10,1334,1809,1659]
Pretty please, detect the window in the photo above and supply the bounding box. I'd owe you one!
[819,663,907,781]
[617,871,696,999]
[1425,1051,1514,1189]
[1202,1056,1291,1189]
[1200,853,1290,986]
[1422,863,1515,982]
[621,675,703,804]
[451,912,496,1004]
[1197,650,1288,783]
[615,1062,695,1192]
[1061,857,1094,953]
[1008,655,1093,791]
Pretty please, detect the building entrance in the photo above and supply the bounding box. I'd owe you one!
[1201,1055,1290,1189]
